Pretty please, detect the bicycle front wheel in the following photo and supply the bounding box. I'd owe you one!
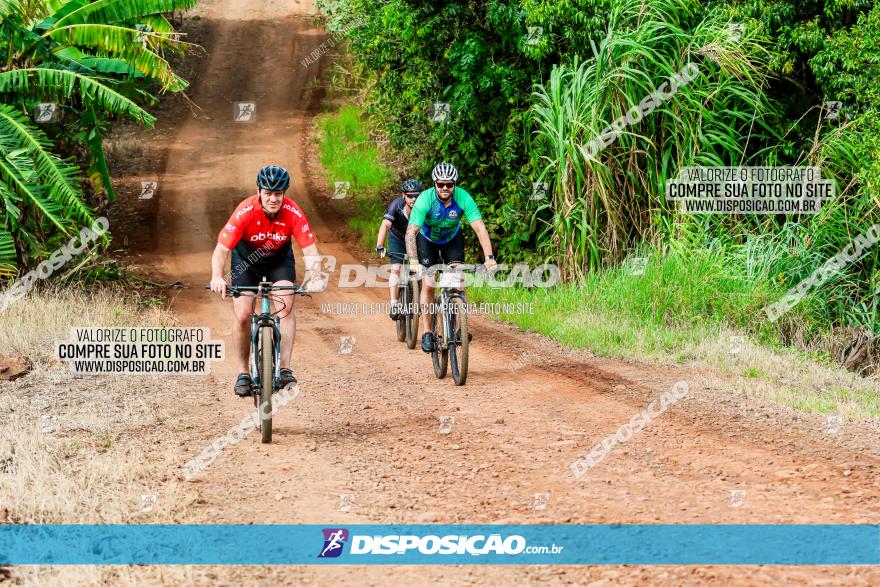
[431,298,448,379]
[405,273,420,349]
[449,296,469,385]
[259,326,274,443]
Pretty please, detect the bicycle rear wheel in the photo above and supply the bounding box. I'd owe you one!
[259,326,274,443]
[431,298,448,378]
[395,286,406,342]
[449,296,469,385]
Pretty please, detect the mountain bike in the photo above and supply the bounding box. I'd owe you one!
[207,281,309,443]
[385,251,420,349]
[426,264,482,386]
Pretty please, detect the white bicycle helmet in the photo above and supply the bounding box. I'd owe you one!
[431,162,458,182]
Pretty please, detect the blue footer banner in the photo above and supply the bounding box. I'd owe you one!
[1,525,878,565]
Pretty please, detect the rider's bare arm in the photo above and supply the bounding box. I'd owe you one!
[469,220,496,267]
[211,243,230,277]
[376,219,391,249]
[210,243,231,297]
[405,223,419,260]
[301,243,325,291]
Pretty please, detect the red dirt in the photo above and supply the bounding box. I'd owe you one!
[120,0,880,584]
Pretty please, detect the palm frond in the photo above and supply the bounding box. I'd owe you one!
[0,222,16,277]
[0,0,23,19]
[0,67,156,125]
[53,46,146,78]
[0,104,93,224]
[0,141,68,233]
[46,24,188,90]
[51,0,198,29]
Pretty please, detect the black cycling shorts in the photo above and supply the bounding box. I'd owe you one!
[386,232,406,265]
[230,242,295,287]
[416,230,465,267]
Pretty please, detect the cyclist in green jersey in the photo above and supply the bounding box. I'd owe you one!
[405,163,497,353]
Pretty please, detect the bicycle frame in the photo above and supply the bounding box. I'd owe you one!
[207,280,306,396]
[386,251,414,312]
[430,267,467,351]
[249,280,283,394]
[381,251,421,348]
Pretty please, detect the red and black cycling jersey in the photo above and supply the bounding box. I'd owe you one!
[218,194,316,255]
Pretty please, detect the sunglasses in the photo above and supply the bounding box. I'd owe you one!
[435,182,455,189]
[403,192,419,198]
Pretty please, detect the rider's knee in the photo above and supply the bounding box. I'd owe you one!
[276,296,295,320]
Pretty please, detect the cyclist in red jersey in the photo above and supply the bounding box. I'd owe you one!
[209,165,325,396]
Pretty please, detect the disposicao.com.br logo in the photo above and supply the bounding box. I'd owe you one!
[319,528,563,558]
[318,528,349,558]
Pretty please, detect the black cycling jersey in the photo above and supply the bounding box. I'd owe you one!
[383,196,411,240]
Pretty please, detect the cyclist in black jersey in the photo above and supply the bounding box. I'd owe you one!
[376,179,422,318]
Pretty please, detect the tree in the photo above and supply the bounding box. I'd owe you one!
[0,0,196,277]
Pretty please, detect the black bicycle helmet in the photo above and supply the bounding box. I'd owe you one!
[256,164,290,191]
[401,178,423,193]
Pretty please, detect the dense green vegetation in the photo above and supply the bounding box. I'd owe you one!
[0,0,195,280]
[316,0,880,363]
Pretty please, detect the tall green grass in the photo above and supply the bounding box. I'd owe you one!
[472,245,778,358]
[470,224,876,362]
[315,104,395,248]
[524,0,880,361]
[529,0,771,279]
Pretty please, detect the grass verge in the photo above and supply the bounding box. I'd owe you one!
[0,287,227,583]
[470,249,880,419]
[0,288,200,526]
[314,104,396,250]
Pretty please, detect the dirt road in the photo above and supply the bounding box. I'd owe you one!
[132,0,880,583]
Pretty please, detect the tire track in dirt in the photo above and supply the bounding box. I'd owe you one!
[133,1,880,584]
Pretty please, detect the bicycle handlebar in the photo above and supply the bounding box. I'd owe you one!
[204,284,309,297]
[424,263,488,273]
[377,250,492,271]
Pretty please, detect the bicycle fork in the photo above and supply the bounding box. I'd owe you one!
[250,313,282,392]
[441,290,467,348]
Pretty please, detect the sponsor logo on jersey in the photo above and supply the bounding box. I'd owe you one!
[225,224,236,232]
[283,203,303,217]
[448,210,458,219]
[249,232,288,242]
[235,205,254,219]
[301,224,310,233]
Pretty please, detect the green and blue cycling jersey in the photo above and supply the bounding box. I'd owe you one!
[408,186,481,244]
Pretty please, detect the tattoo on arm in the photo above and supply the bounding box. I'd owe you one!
[405,224,419,259]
